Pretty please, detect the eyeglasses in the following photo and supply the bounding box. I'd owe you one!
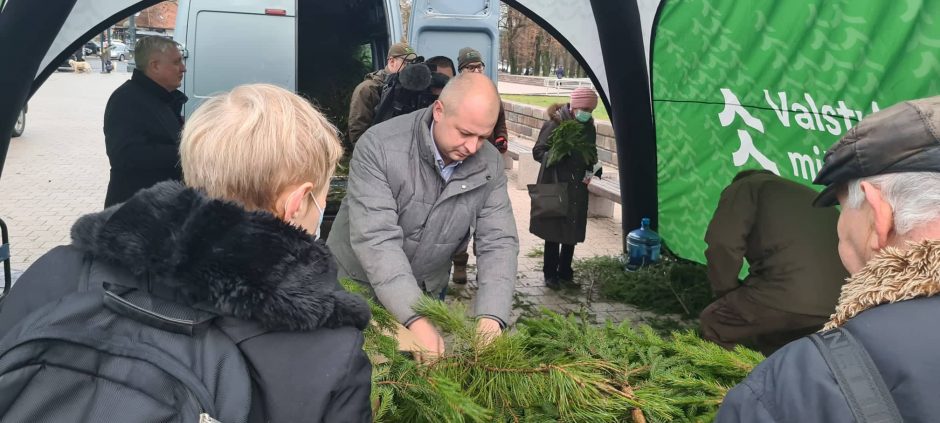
[462,63,485,73]
[394,54,418,64]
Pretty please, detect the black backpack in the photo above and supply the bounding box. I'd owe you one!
[0,268,258,422]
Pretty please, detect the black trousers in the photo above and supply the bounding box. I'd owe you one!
[543,241,575,280]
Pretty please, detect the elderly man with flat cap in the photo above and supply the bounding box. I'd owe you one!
[717,95,940,422]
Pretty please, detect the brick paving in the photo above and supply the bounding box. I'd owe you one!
[0,70,663,327]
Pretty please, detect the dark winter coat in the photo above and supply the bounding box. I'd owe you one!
[347,69,388,145]
[704,171,848,316]
[529,103,597,245]
[0,182,373,422]
[716,240,940,422]
[103,70,186,207]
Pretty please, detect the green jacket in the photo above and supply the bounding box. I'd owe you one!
[346,69,387,145]
[704,171,848,316]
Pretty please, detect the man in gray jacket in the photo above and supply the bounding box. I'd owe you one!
[328,73,519,358]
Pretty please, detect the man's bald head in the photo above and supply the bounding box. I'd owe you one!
[431,73,501,164]
[438,73,500,119]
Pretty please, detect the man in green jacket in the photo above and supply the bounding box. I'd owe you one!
[701,170,848,355]
[346,41,417,146]
[328,73,519,360]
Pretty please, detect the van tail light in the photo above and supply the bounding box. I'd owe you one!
[265,8,287,15]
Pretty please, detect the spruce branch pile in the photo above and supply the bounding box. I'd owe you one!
[344,282,763,422]
[545,120,597,168]
[574,254,714,320]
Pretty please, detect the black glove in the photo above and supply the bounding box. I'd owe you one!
[494,136,508,154]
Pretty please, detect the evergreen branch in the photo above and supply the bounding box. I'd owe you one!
[350,288,760,422]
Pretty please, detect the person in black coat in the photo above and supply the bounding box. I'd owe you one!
[530,87,600,289]
[1,84,372,422]
[103,36,187,207]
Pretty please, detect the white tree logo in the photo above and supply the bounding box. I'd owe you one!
[717,88,780,175]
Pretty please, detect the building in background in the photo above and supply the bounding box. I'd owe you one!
[112,1,177,43]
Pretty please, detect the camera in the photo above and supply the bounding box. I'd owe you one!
[372,57,449,125]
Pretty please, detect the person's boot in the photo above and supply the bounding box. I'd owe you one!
[452,251,469,284]
[545,275,561,290]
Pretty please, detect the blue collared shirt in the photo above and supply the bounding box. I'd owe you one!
[430,122,462,182]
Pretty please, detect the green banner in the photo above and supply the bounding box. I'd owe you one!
[652,0,940,265]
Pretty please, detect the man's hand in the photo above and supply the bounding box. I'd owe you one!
[494,136,508,154]
[476,317,502,346]
[407,317,445,363]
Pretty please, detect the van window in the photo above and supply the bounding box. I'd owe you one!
[357,43,373,70]
[193,11,295,97]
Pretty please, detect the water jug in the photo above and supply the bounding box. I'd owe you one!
[624,218,661,271]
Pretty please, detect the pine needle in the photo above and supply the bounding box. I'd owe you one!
[346,283,761,422]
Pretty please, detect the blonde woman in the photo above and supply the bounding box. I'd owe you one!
[0,84,372,422]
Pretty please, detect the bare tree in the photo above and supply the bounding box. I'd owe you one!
[499,4,587,78]
[499,5,529,73]
[400,0,412,40]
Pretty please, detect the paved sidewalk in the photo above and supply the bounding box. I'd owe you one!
[1,72,661,327]
[447,168,667,327]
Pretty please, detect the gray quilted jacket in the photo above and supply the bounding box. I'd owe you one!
[327,107,519,325]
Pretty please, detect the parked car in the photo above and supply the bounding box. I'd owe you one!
[11,105,26,138]
[83,41,100,55]
[109,42,129,61]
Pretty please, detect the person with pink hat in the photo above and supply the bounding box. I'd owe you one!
[529,87,600,289]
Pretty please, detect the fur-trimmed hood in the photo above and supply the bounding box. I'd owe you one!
[825,240,940,329]
[547,102,574,123]
[70,181,371,331]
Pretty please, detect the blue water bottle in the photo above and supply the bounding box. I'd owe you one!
[624,218,661,271]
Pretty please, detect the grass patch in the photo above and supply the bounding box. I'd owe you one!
[502,94,611,122]
[573,254,714,320]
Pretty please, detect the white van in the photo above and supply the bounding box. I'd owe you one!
[173,0,500,124]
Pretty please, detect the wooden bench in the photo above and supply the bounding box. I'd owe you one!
[506,140,539,190]
[587,177,621,203]
[586,176,621,218]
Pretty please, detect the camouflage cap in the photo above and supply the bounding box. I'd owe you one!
[389,42,417,60]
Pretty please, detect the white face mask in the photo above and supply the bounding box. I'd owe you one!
[310,193,325,241]
[286,192,326,240]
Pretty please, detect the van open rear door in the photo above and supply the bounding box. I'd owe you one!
[176,0,296,117]
[407,0,500,81]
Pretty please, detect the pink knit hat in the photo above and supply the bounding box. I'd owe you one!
[570,87,598,111]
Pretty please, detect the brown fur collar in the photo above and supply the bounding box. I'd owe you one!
[546,103,571,123]
[824,240,940,330]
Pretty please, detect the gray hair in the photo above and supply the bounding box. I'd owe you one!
[134,36,178,69]
[845,172,940,234]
